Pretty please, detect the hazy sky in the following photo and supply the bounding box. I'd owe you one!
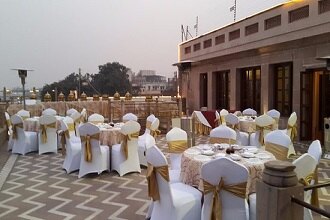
[0,0,287,89]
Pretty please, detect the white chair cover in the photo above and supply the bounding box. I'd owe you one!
[5,112,14,151]
[242,108,257,116]
[225,113,249,146]
[280,112,297,142]
[78,122,110,178]
[16,109,30,119]
[308,140,322,164]
[66,108,78,117]
[146,145,202,220]
[42,108,57,116]
[80,108,88,122]
[250,114,274,147]
[88,113,104,124]
[220,109,229,125]
[138,114,156,149]
[192,111,211,127]
[266,109,280,129]
[264,130,291,160]
[122,113,138,122]
[166,127,187,171]
[38,115,58,155]
[111,121,141,176]
[60,119,81,173]
[209,125,237,144]
[11,114,38,155]
[201,157,249,220]
[70,111,82,136]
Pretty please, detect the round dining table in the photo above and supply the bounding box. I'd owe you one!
[180,144,275,195]
[238,116,256,133]
[98,123,124,146]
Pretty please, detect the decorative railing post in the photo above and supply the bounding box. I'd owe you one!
[256,160,304,220]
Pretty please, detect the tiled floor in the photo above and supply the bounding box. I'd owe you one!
[0,135,329,219]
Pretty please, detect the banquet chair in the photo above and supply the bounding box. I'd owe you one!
[111,120,141,176]
[234,111,243,117]
[266,109,281,130]
[42,108,57,116]
[293,153,318,220]
[11,114,38,155]
[70,111,82,136]
[5,112,14,151]
[80,108,88,123]
[138,114,156,149]
[192,111,212,135]
[166,127,188,171]
[225,113,249,146]
[38,115,58,155]
[201,157,249,220]
[62,116,81,143]
[60,119,81,173]
[280,112,298,142]
[78,122,110,178]
[16,109,30,120]
[215,111,220,127]
[264,130,291,161]
[242,108,257,116]
[249,114,275,147]
[88,113,105,124]
[138,118,160,167]
[122,113,138,122]
[146,145,202,220]
[66,108,78,117]
[220,109,229,125]
[209,125,237,144]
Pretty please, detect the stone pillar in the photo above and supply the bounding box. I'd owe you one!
[256,160,304,220]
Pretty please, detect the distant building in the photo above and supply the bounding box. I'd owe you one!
[175,0,330,141]
[131,70,168,95]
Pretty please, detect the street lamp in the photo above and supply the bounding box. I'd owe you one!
[12,69,33,110]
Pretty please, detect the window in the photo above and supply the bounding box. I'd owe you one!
[240,67,261,112]
[274,63,292,117]
[215,34,225,45]
[245,23,259,36]
[319,0,330,14]
[200,73,208,108]
[184,46,191,54]
[229,29,240,41]
[264,15,281,30]
[289,5,309,23]
[193,43,201,51]
[203,39,212,48]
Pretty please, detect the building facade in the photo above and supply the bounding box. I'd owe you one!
[176,0,330,141]
[131,70,168,95]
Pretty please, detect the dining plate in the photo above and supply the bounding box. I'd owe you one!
[185,148,201,155]
[214,153,226,158]
[230,154,241,161]
[194,155,212,162]
[232,144,242,150]
[256,153,272,159]
[241,152,256,158]
[244,147,258,154]
[202,150,215,156]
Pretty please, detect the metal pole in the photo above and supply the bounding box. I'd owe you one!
[22,82,26,110]
[78,68,81,100]
[55,87,58,101]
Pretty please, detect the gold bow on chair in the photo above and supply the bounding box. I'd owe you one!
[12,123,24,139]
[121,131,139,159]
[288,124,297,141]
[256,125,273,145]
[203,178,247,220]
[59,130,70,156]
[265,142,288,161]
[146,121,152,129]
[146,163,169,201]
[209,137,236,145]
[6,119,11,127]
[40,122,57,144]
[168,140,188,153]
[80,133,100,162]
[67,123,75,132]
[150,128,161,138]
[299,171,319,207]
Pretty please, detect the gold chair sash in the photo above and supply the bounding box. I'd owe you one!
[311,166,319,207]
[150,129,161,138]
[146,163,169,201]
[203,178,247,220]
[265,142,288,161]
[256,125,273,145]
[209,137,236,145]
[21,116,29,120]
[121,131,139,160]
[168,140,188,153]
[195,121,211,135]
[80,133,100,162]
[220,116,226,125]
[226,122,239,131]
[288,124,297,141]
[40,122,57,144]
[146,121,152,129]
[59,130,70,156]
[67,123,75,132]
[12,123,23,139]
[6,119,11,127]
[298,170,319,207]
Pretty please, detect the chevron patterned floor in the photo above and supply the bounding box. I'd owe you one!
[0,135,329,220]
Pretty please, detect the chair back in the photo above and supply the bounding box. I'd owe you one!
[145,133,156,149]
[144,114,156,134]
[16,109,30,119]
[63,116,76,137]
[80,108,87,122]
[5,112,11,128]
[288,112,297,127]
[121,120,141,157]
[242,108,257,116]
[201,157,249,220]
[293,153,317,181]
[234,111,242,117]
[210,125,236,144]
[42,108,57,116]
[88,113,104,124]
[267,109,280,129]
[308,140,322,163]
[122,113,138,122]
[38,115,57,149]
[11,114,25,139]
[150,118,160,137]
[78,122,102,161]
[225,113,239,128]
[66,108,78,116]
[264,130,291,160]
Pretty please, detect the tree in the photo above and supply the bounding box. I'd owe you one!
[91,62,131,96]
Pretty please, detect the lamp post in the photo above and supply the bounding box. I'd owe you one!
[52,87,58,101]
[12,69,33,110]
